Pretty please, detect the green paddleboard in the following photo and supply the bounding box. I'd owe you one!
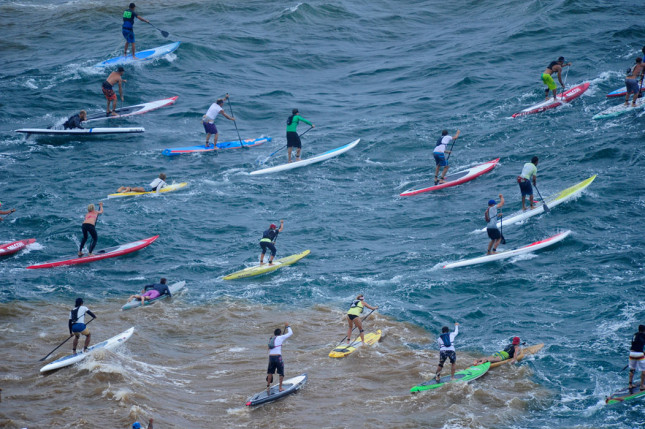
[606,385,645,405]
[410,362,490,393]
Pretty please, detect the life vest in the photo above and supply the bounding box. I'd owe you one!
[504,343,516,358]
[260,229,277,243]
[268,336,276,350]
[123,10,135,29]
[439,333,451,347]
[347,300,364,316]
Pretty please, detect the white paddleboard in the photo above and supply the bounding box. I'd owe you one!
[251,139,360,175]
[40,327,134,372]
[16,127,144,135]
[121,281,186,310]
[83,96,178,123]
[593,97,645,119]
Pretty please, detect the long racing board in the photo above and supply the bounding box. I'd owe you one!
[108,182,188,198]
[606,385,645,405]
[489,343,544,369]
[0,239,36,257]
[329,330,382,358]
[223,250,310,280]
[512,83,589,118]
[162,137,271,156]
[411,362,490,392]
[479,175,596,231]
[94,42,181,68]
[26,235,159,269]
[121,281,186,310]
[443,230,571,269]
[245,373,308,406]
[250,139,360,175]
[607,84,645,98]
[593,97,645,120]
[40,327,134,372]
[16,127,144,135]
[83,96,178,123]
[400,158,499,196]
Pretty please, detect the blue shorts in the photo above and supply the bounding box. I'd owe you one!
[71,323,86,333]
[626,78,640,95]
[203,121,218,135]
[267,355,284,376]
[487,228,501,240]
[433,152,448,167]
[122,29,135,43]
[519,179,533,196]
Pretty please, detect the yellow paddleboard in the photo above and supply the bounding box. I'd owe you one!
[329,329,382,358]
[489,343,544,368]
[223,250,310,280]
[107,182,188,198]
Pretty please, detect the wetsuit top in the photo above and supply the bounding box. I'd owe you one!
[286,115,312,133]
[437,325,459,351]
[260,228,279,243]
[268,326,292,355]
[149,178,167,191]
[434,135,452,154]
[520,162,537,180]
[347,300,364,316]
[546,61,560,72]
[123,9,137,30]
[63,114,84,130]
[486,205,498,230]
[203,103,222,122]
[144,283,171,297]
[83,211,99,224]
[631,332,645,353]
[504,343,516,358]
[68,305,96,333]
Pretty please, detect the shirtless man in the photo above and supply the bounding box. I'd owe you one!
[102,67,126,117]
[625,57,645,107]
[541,57,572,101]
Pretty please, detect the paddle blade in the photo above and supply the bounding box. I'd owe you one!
[500,235,506,245]
[542,204,550,213]
[161,30,169,38]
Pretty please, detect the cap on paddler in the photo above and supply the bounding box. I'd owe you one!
[132,422,141,429]
[270,223,277,229]
[558,56,565,62]
[513,336,520,345]
[488,199,496,206]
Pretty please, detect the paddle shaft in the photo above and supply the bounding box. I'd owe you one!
[500,212,506,245]
[445,134,458,163]
[226,95,245,148]
[336,308,376,347]
[259,126,313,165]
[147,21,169,38]
[39,317,95,361]
[533,183,549,212]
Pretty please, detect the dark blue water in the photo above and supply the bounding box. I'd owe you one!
[1,0,644,427]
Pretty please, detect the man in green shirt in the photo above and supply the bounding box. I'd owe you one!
[286,108,314,163]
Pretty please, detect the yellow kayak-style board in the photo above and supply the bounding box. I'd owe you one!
[223,250,311,280]
[107,182,188,198]
[489,343,544,368]
[329,329,382,358]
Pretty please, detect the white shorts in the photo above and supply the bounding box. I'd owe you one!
[629,352,645,371]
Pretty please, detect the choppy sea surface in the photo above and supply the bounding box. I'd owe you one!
[1,0,644,428]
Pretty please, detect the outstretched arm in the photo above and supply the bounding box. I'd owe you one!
[137,15,150,24]
[221,111,235,121]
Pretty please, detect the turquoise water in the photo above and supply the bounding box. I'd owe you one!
[1,0,644,427]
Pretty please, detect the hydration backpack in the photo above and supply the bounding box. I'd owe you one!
[439,333,451,347]
[268,336,276,349]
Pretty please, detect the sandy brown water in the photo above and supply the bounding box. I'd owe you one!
[0,299,548,428]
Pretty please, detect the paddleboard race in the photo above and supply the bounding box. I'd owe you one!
[1,1,644,428]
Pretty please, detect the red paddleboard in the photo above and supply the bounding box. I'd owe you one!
[512,83,590,118]
[400,159,499,197]
[0,239,36,257]
[26,235,158,269]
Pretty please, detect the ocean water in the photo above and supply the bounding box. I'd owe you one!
[1,0,644,427]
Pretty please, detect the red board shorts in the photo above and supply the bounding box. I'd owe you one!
[102,81,116,101]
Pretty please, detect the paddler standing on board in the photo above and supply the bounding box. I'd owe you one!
[625,57,644,107]
[260,220,284,265]
[485,194,504,255]
[102,67,126,117]
[628,325,645,391]
[517,156,538,211]
[542,57,571,101]
[433,129,460,185]
[69,298,96,354]
[346,295,378,344]
[286,109,315,163]
[266,323,292,393]
[122,3,150,59]
[435,323,459,382]
[203,95,235,148]
[78,202,103,257]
